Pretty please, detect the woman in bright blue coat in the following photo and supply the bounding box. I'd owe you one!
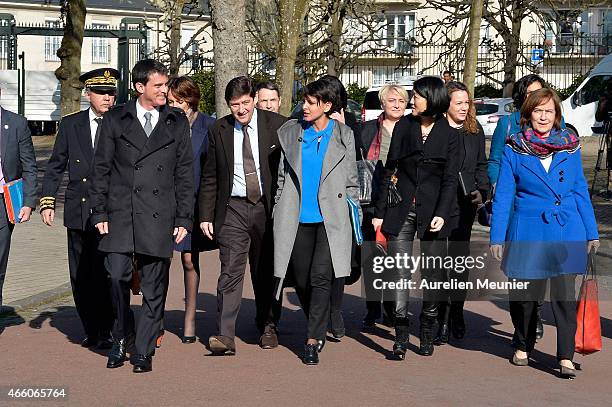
[488,75,565,343]
[490,88,599,379]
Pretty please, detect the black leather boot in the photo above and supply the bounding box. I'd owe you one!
[392,319,410,360]
[434,302,450,345]
[419,317,436,356]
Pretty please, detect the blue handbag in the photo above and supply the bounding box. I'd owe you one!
[347,196,363,245]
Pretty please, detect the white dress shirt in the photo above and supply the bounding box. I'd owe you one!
[232,108,262,197]
[135,99,159,133]
[88,108,102,148]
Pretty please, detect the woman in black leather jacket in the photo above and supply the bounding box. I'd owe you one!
[372,76,458,359]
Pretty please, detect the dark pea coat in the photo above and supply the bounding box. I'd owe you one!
[89,99,194,258]
[40,109,97,230]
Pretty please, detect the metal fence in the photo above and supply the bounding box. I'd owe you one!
[337,34,611,91]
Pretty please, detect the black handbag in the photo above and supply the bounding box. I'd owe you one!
[386,168,402,207]
[477,200,493,227]
[357,148,376,205]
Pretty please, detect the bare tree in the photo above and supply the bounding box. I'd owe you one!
[210,0,248,117]
[148,0,211,77]
[275,0,309,116]
[415,0,608,96]
[55,0,86,117]
[463,0,484,95]
[248,0,412,110]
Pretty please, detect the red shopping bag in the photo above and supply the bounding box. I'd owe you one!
[575,252,602,355]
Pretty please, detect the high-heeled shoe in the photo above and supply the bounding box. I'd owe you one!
[559,364,577,379]
[182,336,196,344]
[156,329,165,348]
[510,351,528,366]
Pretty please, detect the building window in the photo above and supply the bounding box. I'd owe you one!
[372,66,414,86]
[91,22,110,64]
[180,27,197,69]
[542,9,610,54]
[44,19,62,61]
[384,14,415,53]
[0,19,8,60]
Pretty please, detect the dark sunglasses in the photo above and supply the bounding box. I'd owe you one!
[90,89,117,96]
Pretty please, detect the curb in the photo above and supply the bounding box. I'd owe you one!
[6,282,72,312]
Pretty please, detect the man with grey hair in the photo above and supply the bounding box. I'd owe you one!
[40,68,119,348]
[255,81,282,113]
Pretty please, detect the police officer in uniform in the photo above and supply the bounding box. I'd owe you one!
[39,68,119,349]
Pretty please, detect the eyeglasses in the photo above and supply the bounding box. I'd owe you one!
[91,89,117,96]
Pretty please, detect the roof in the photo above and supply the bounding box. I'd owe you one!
[591,53,612,76]
[0,0,210,15]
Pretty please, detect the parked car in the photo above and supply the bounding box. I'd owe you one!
[562,53,612,137]
[361,81,414,122]
[291,98,363,123]
[474,97,515,137]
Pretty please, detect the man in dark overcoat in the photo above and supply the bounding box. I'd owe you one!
[89,59,193,373]
[39,68,119,349]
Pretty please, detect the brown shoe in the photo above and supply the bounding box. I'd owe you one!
[259,325,279,349]
[208,335,236,355]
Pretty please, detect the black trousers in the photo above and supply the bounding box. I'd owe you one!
[215,197,280,339]
[440,197,478,319]
[387,212,446,325]
[67,226,113,338]
[0,198,14,306]
[290,223,334,340]
[509,274,576,361]
[105,252,170,356]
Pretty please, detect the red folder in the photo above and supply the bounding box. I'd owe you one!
[2,178,24,224]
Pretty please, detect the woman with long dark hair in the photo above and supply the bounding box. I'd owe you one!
[372,76,458,359]
[434,81,488,344]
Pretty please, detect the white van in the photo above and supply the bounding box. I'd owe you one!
[562,53,612,137]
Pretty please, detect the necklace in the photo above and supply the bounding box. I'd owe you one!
[421,122,434,141]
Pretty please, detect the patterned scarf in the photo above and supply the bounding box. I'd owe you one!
[366,113,385,160]
[507,126,579,158]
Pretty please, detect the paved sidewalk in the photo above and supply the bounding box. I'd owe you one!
[0,250,611,407]
[3,136,70,309]
[0,136,611,406]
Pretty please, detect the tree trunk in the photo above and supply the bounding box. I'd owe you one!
[326,2,342,77]
[501,7,523,97]
[462,0,484,95]
[168,1,185,77]
[54,0,86,117]
[276,0,309,117]
[210,0,248,117]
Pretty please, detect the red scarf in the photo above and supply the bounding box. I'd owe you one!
[366,113,385,160]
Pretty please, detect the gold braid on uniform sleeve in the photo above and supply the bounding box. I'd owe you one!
[39,196,56,212]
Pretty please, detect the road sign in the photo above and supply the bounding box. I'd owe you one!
[531,49,544,66]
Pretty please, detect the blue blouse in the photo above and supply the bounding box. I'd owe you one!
[299,120,334,223]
